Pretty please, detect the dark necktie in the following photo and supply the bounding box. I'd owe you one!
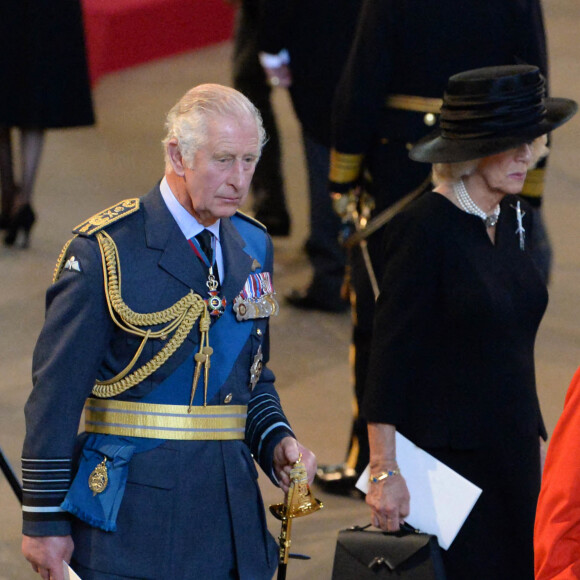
[195,229,220,285]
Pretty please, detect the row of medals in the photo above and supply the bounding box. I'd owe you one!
[206,267,279,322]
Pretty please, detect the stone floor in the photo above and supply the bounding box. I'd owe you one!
[1,1,580,577]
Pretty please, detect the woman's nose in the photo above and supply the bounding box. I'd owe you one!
[518,142,533,162]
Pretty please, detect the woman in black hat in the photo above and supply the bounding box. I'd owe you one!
[362,65,577,578]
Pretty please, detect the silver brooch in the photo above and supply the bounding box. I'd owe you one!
[512,201,526,251]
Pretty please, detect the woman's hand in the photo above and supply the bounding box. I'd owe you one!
[366,471,410,532]
[367,422,410,532]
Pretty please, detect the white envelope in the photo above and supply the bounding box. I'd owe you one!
[356,432,482,550]
[63,561,82,580]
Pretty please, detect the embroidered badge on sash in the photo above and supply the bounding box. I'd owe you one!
[88,458,108,496]
[233,272,279,321]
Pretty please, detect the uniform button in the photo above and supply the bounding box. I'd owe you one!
[423,113,436,126]
[256,328,262,336]
[224,393,233,404]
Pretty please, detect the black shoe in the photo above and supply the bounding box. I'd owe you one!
[314,464,363,497]
[4,204,36,248]
[285,287,349,313]
[254,209,291,237]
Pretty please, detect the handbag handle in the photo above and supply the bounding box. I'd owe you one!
[348,522,420,535]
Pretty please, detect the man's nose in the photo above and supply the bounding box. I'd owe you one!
[229,160,246,188]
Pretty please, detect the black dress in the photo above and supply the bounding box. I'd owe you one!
[363,192,548,579]
[0,0,94,128]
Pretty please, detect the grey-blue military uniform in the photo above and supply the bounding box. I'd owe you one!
[22,185,293,579]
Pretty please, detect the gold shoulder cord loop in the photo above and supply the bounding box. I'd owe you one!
[91,231,208,398]
[53,236,78,283]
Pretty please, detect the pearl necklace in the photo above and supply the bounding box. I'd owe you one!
[453,178,500,228]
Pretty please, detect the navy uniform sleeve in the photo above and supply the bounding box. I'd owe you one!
[256,0,293,55]
[22,236,114,536]
[244,232,294,483]
[329,0,394,192]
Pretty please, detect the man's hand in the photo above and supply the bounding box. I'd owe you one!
[262,64,292,89]
[22,535,74,580]
[273,437,317,492]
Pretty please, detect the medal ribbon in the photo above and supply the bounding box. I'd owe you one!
[239,272,274,300]
[188,231,217,271]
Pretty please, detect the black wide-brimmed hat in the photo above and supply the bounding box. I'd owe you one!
[409,64,577,163]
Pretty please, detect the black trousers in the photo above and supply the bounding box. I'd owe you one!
[302,132,346,301]
[232,0,286,211]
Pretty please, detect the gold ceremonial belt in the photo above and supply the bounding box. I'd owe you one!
[85,398,247,440]
[385,94,443,114]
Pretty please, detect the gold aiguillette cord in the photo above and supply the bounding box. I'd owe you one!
[188,308,213,411]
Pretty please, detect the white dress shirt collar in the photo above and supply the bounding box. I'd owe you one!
[159,177,224,280]
[159,177,221,241]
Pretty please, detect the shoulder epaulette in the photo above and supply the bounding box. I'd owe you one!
[73,198,140,236]
[233,210,267,231]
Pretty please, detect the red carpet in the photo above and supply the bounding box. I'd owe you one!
[82,0,235,84]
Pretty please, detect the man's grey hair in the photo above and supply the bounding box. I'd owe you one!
[162,83,267,169]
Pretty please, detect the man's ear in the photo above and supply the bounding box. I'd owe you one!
[167,139,187,176]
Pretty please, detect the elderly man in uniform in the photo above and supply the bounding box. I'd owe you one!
[20,83,316,580]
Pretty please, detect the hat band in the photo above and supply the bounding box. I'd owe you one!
[439,77,547,139]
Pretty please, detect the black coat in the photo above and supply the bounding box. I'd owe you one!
[259,0,363,145]
[363,193,548,447]
[0,0,94,128]
[330,0,548,197]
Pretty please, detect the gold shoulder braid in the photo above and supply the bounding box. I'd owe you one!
[74,199,140,237]
[92,230,209,399]
[53,199,141,283]
[53,236,78,283]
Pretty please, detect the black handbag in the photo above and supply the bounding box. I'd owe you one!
[331,523,447,579]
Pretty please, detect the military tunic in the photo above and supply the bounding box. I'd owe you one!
[22,185,292,579]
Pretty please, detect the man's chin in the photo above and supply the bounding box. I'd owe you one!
[217,201,243,216]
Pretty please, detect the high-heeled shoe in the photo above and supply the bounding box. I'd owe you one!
[4,204,36,248]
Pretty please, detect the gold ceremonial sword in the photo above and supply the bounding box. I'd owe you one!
[269,455,323,580]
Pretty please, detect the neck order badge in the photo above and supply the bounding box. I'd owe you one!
[189,230,226,317]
